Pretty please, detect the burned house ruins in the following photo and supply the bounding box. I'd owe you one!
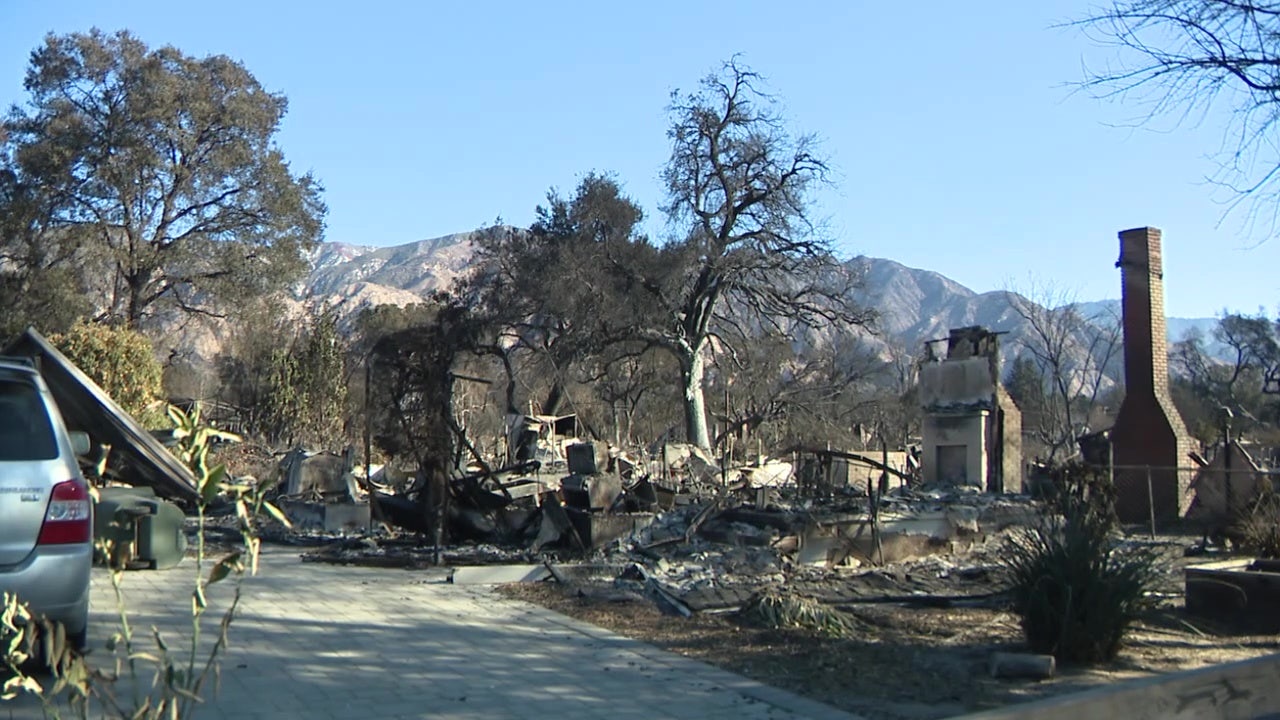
[918,326,1022,493]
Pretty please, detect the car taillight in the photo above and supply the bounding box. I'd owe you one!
[37,480,91,545]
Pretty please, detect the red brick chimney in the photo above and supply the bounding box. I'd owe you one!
[1111,227,1194,522]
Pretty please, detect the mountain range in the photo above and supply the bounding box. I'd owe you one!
[151,231,1217,381]
[281,231,1221,385]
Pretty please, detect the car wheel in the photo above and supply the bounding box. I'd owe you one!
[19,621,85,675]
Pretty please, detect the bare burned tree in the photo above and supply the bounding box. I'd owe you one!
[1005,281,1123,461]
[710,325,885,452]
[366,300,483,548]
[466,62,875,452]
[1076,1,1280,233]
[865,337,924,453]
[655,59,875,449]
[581,342,674,446]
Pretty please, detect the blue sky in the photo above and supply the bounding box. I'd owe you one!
[2,0,1276,319]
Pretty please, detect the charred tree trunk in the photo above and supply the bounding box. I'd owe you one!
[542,378,565,417]
[370,303,476,559]
[680,346,712,450]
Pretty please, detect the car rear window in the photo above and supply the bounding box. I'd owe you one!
[0,380,57,461]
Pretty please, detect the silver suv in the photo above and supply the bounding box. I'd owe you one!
[0,358,92,648]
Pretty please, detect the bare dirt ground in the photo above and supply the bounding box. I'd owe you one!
[498,547,1280,720]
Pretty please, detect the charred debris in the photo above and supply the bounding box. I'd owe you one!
[7,318,1044,618]
[267,409,1037,616]
[7,319,1044,616]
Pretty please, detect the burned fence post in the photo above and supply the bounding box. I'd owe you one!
[1221,407,1234,521]
[867,478,884,566]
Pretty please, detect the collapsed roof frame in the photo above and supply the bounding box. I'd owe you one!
[5,328,199,504]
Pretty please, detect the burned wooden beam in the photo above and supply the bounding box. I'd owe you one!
[787,445,914,483]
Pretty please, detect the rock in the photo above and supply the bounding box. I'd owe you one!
[989,652,1055,680]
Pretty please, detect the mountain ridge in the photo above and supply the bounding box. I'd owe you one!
[300,232,1217,370]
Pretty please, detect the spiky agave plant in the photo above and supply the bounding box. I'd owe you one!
[1003,497,1160,664]
[737,588,861,638]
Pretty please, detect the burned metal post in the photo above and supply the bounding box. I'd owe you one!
[1221,406,1234,522]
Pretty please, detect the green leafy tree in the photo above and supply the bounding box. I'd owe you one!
[467,175,645,419]
[50,321,163,422]
[1,29,326,328]
[215,298,295,439]
[366,301,483,545]
[1170,312,1280,442]
[349,302,443,456]
[258,308,349,448]
[0,169,93,338]
[216,303,349,448]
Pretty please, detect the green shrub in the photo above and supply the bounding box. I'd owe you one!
[1003,497,1160,664]
[220,306,348,447]
[50,322,164,423]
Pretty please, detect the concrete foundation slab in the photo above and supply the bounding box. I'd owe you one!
[279,500,371,533]
[1186,558,1280,633]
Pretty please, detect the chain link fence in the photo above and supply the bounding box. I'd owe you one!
[1103,463,1274,537]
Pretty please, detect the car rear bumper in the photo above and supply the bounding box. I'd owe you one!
[0,544,91,634]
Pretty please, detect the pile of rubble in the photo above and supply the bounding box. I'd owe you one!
[278,419,1039,617]
[595,484,1031,615]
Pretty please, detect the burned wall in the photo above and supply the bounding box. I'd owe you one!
[919,327,1022,492]
[918,357,997,412]
[992,386,1022,493]
[921,412,989,486]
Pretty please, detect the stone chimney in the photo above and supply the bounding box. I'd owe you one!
[1110,227,1194,522]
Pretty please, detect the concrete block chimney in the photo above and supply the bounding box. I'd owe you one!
[1110,227,1195,522]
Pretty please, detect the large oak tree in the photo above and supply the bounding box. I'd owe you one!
[1,29,325,329]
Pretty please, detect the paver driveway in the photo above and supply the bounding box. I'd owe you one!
[4,548,857,719]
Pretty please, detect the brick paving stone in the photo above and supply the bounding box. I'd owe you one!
[0,547,863,720]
